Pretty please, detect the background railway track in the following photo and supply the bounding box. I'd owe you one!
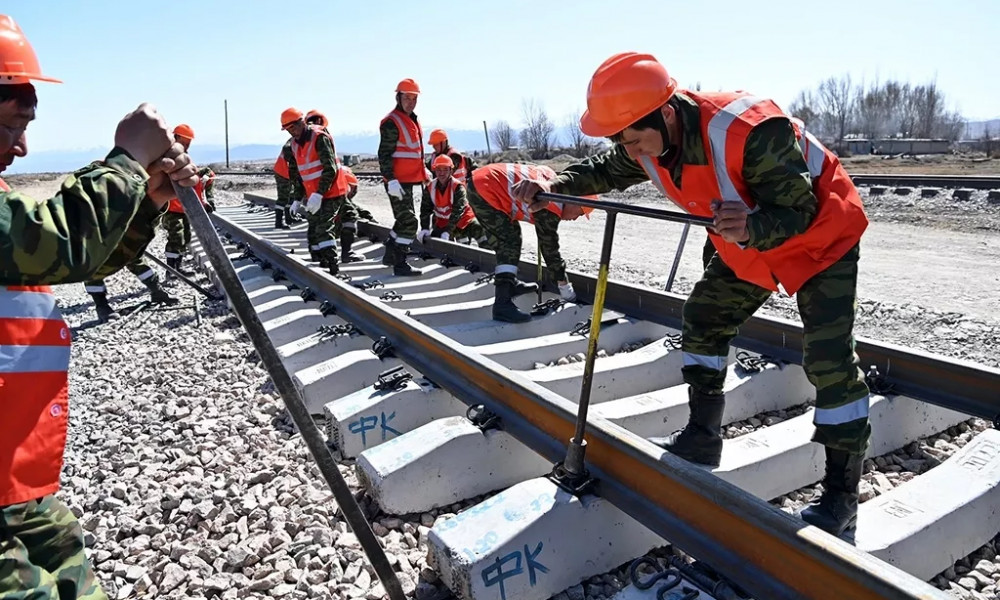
[177,191,1000,600]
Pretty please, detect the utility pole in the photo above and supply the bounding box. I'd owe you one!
[482,120,492,159]
[224,99,230,168]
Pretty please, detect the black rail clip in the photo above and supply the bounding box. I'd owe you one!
[334,272,352,283]
[865,365,896,396]
[439,256,457,268]
[531,298,565,317]
[374,366,413,391]
[300,287,316,302]
[466,404,501,432]
[271,269,285,282]
[316,323,358,341]
[464,262,480,273]
[379,290,403,301]
[318,300,337,317]
[663,334,682,350]
[371,336,395,359]
[546,462,596,497]
[354,280,385,290]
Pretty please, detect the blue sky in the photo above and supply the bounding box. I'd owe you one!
[12,0,1000,156]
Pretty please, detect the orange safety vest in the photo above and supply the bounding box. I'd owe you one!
[637,91,868,295]
[167,175,210,214]
[430,177,475,230]
[291,125,351,199]
[381,108,425,184]
[472,163,595,224]
[342,167,358,187]
[0,179,72,506]
[274,154,290,179]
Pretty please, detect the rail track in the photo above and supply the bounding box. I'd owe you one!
[189,191,1000,600]
[215,170,1000,191]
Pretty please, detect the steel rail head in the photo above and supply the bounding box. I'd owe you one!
[172,185,406,600]
[214,206,951,600]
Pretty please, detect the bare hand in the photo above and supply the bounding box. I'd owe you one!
[511,178,552,213]
[114,103,174,168]
[711,200,750,244]
[145,144,200,208]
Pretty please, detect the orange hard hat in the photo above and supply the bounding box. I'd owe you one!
[395,78,420,94]
[305,109,328,127]
[579,52,677,137]
[173,124,195,141]
[428,129,448,146]
[281,107,303,129]
[431,154,454,170]
[0,15,61,84]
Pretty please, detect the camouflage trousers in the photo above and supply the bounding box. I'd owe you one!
[275,175,291,208]
[468,191,566,282]
[0,495,107,600]
[682,243,871,454]
[308,196,356,260]
[82,255,154,295]
[385,183,421,243]
[161,212,190,259]
[332,198,368,239]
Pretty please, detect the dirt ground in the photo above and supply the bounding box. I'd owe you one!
[7,164,999,369]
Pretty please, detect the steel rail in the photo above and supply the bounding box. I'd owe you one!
[851,173,1000,190]
[242,192,1000,422]
[212,207,950,600]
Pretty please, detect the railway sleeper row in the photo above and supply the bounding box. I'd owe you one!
[189,202,997,600]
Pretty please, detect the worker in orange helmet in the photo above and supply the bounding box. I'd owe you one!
[426,128,477,186]
[281,107,359,273]
[418,154,490,248]
[513,52,871,537]
[305,110,376,231]
[160,124,216,276]
[0,14,200,599]
[377,78,425,276]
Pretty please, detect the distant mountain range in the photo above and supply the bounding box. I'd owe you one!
[5,128,497,174]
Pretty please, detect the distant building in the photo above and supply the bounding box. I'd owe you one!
[843,138,951,155]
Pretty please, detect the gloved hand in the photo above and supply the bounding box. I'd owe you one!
[416,229,431,243]
[290,200,302,215]
[558,281,577,302]
[387,179,403,198]
[440,231,450,241]
[306,192,323,214]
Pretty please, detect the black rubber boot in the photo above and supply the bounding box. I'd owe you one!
[797,447,864,536]
[91,293,117,323]
[340,229,363,263]
[382,238,397,266]
[321,248,340,276]
[144,275,179,305]
[492,275,531,323]
[275,208,289,230]
[167,256,193,277]
[648,388,725,467]
[512,279,539,297]
[393,243,423,276]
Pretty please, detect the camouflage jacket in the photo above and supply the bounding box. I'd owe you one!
[275,141,292,203]
[199,165,216,201]
[283,129,339,199]
[551,92,819,251]
[420,179,470,230]
[377,107,421,181]
[0,148,160,285]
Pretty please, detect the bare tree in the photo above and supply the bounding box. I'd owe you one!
[854,77,891,139]
[788,90,820,130]
[489,120,516,151]
[816,74,853,144]
[519,98,556,158]
[563,110,597,158]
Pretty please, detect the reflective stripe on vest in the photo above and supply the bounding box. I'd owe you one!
[505,163,562,222]
[452,153,468,183]
[0,285,71,505]
[432,181,455,221]
[382,110,426,183]
[292,127,349,198]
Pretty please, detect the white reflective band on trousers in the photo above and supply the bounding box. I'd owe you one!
[682,351,727,371]
[316,240,337,250]
[164,251,181,259]
[136,269,154,281]
[494,264,518,275]
[813,395,871,425]
[84,285,106,294]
